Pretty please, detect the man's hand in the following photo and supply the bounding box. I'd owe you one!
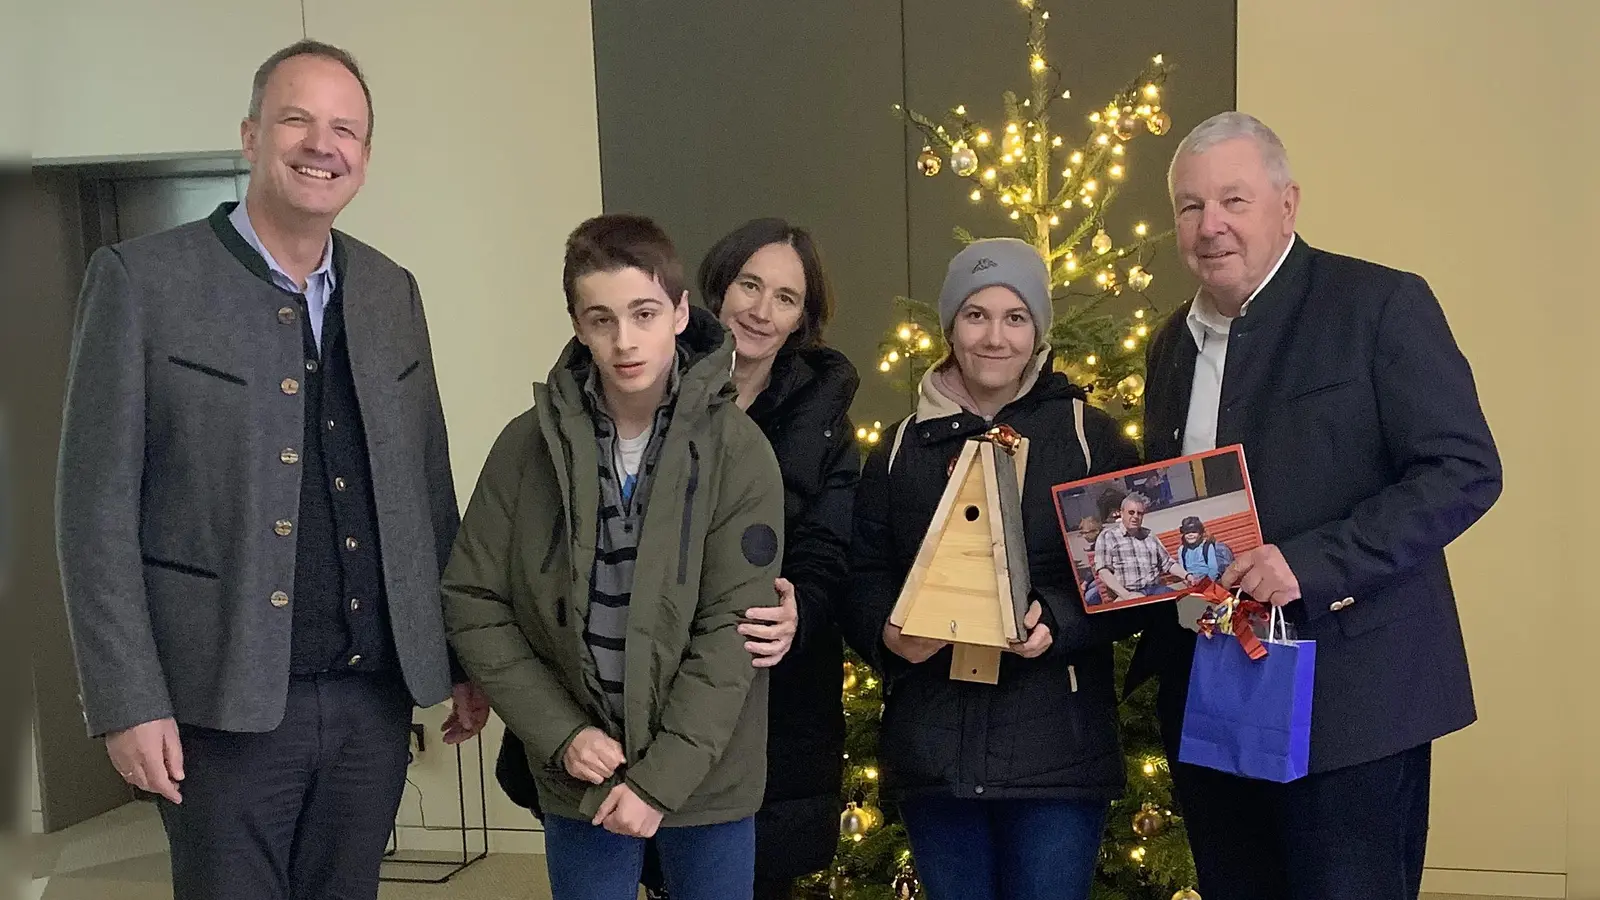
[441,681,491,745]
[883,622,948,664]
[593,783,664,838]
[106,718,184,804]
[562,727,626,785]
[1005,601,1053,659]
[1222,545,1302,608]
[739,577,797,669]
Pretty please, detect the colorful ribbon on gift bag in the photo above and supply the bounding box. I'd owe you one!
[1190,577,1269,661]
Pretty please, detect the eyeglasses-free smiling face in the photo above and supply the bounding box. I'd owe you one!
[242,53,371,222]
[1170,136,1298,310]
[718,242,805,365]
[948,285,1037,398]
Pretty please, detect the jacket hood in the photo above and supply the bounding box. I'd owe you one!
[913,346,1084,423]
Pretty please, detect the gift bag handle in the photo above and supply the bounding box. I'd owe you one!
[1268,605,1290,644]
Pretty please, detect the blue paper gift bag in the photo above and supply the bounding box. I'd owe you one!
[1178,615,1316,783]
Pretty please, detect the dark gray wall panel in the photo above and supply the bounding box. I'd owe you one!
[593,0,1235,425]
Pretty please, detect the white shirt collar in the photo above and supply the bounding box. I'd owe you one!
[228,200,336,292]
[1186,235,1296,344]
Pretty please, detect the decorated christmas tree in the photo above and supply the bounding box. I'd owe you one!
[872,0,1174,442]
[818,2,1202,898]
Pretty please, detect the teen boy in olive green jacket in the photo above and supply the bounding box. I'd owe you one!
[441,215,785,900]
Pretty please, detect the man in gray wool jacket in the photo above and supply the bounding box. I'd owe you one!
[55,38,488,900]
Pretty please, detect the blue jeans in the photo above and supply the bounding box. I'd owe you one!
[543,813,755,900]
[899,797,1108,900]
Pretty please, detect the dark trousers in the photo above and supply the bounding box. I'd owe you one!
[1171,743,1433,900]
[898,796,1108,900]
[157,672,413,900]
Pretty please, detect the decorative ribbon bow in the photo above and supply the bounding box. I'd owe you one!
[949,424,1026,476]
[982,423,1024,455]
[1191,577,1269,661]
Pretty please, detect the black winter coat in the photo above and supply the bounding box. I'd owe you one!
[839,358,1146,806]
[745,346,860,881]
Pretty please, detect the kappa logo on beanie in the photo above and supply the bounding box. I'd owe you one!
[939,237,1053,338]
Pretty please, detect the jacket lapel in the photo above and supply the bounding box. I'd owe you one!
[1214,236,1314,446]
[1145,303,1199,462]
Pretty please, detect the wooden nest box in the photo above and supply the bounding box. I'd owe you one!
[889,426,1031,684]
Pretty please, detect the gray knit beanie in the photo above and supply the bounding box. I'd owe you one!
[937,237,1053,341]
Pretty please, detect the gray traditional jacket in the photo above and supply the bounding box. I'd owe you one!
[57,203,460,736]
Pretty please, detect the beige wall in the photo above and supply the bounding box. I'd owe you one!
[31,0,305,161]
[1,3,30,161]
[1238,2,1597,897]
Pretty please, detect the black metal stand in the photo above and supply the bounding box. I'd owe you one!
[379,733,490,884]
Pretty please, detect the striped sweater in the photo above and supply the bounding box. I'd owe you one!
[581,363,679,724]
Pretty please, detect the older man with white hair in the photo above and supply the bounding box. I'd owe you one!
[1127,112,1502,900]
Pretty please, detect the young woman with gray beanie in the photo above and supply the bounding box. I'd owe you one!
[839,238,1153,900]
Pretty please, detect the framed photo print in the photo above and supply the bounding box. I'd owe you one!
[1050,445,1264,614]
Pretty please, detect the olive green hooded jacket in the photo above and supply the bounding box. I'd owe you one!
[442,307,785,826]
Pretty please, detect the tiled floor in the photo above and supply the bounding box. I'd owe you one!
[27,803,1530,900]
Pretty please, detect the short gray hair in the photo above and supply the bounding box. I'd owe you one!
[1121,491,1152,510]
[1167,111,1293,196]
[247,39,374,144]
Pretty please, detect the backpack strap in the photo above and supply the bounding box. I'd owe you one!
[887,417,914,474]
[1073,398,1092,472]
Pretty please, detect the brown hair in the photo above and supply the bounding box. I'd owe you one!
[562,214,687,316]
[249,39,374,144]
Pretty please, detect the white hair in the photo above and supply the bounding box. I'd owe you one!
[1167,111,1294,197]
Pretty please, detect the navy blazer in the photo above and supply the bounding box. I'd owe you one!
[1129,235,1502,774]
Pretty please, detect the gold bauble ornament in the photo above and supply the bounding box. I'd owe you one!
[917,147,941,177]
[1128,265,1154,291]
[1147,110,1172,136]
[1172,891,1202,900]
[842,661,859,692]
[861,804,883,832]
[1115,116,1138,141]
[842,803,882,836]
[1092,229,1113,255]
[1119,373,1147,400]
[831,871,849,897]
[950,142,979,177]
[841,803,870,836]
[893,869,919,899]
[1132,805,1166,837]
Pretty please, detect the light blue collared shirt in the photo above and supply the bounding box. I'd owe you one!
[228,201,337,350]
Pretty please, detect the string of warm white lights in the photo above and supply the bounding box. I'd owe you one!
[874,0,1178,447]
